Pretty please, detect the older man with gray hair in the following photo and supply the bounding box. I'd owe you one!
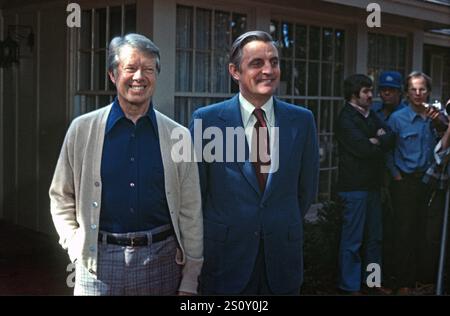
[50,33,203,295]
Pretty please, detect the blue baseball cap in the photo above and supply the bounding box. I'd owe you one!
[378,71,402,90]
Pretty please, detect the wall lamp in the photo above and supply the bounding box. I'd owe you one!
[0,25,34,68]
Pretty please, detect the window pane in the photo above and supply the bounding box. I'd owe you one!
[320,134,332,168]
[295,24,307,59]
[79,52,91,90]
[379,35,388,66]
[389,36,397,68]
[270,20,279,43]
[398,38,406,68]
[176,6,193,49]
[335,29,345,62]
[280,59,292,95]
[109,6,122,41]
[368,34,377,65]
[320,100,332,133]
[176,51,192,92]
[294,61,306,96]
[195,52,210,92]
[321,63,332,96]
[334,63,344,97]
[322,28,333,61]
[93,51,106,90]
[94,8,106,49]
[280,22,293,58]
[308,99,319,127]
[214,11,230,50]
[196,8,211,50]
[175,97,189,126]
[231,13,247,41]
[308,62,319,96]
[309,26,320,60]
[80,10,92,50]
[124,4,136,34]
[213,52,229,93]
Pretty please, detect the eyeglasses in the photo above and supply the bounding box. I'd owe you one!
[408,88,428,94]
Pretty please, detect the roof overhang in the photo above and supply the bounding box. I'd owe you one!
[321,0,450,27]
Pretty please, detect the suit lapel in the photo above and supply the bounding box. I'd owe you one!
[219,95,261,196]
[262,99,298,202]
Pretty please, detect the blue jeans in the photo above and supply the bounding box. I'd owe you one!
[338,191,382,292]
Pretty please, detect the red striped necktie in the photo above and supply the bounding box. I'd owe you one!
[252,108,271,192]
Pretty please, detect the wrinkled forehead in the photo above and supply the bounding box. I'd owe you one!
[117,45,157,65]
[408,76,427,88]
[242,40,278,56]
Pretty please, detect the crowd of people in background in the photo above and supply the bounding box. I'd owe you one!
[335,70,450,295]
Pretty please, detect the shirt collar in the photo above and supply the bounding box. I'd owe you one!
[106,97,157,134]
[348,102,370,118]
[405,102,426,123]
[239,93,274,127]
[372,100,406,120]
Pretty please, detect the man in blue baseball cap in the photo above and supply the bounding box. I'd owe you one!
[372,71,407,122]
[371,71,408,290]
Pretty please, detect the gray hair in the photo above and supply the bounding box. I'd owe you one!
[108,33,161,77]
[405,71,432,93]
[229,30,277,70]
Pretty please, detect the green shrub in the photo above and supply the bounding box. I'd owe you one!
[302,200,343,295]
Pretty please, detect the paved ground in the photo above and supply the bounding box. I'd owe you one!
[0,220,72,295]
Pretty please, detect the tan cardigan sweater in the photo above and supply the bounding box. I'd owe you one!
[49,104,203,294]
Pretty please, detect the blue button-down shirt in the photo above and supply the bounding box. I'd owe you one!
[371,99,407,122]
[387,104,438,177]
[99,98,170,233]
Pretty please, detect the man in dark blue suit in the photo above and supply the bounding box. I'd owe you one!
[189,31,319,295]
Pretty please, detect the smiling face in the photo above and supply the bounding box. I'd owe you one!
[109,45,157,109]
[229,40,280,108]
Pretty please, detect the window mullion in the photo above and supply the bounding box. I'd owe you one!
[105,6,110,91]
[192,8,197,93]
[90,8,95,91]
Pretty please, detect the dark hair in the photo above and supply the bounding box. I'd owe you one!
[229,30,277,70]
[343,74,373,101]
[108,33,161,77]
[405,71,432,93]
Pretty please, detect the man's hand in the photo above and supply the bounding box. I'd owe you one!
[425,105,448,133]
[376,128,386,137]
[369,137,380,145]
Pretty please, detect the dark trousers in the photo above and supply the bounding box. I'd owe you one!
[241,239,273,295]
[390,174,443,288]
[240,239,301,295]
[381,173,395,285]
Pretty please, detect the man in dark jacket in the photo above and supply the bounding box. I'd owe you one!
[335,74,395,295]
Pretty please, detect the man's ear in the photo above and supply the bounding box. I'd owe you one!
[228,63,240,82]
[108,71,116,84]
